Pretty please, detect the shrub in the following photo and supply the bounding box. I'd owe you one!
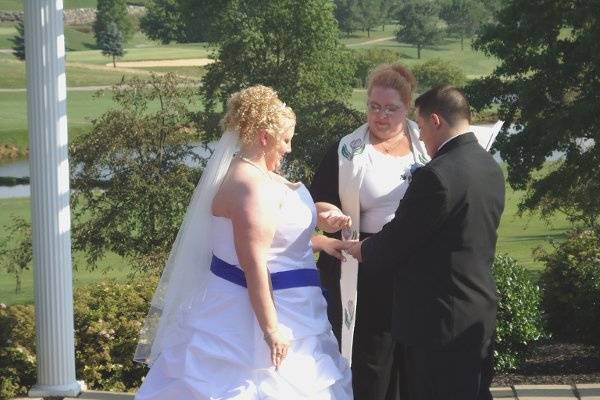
[0,216,32,293]
[412,58,467,92]
[74,278,156,391]
[0,304,36,400]
[351,48,403,88]
[493,254,545,372]
[0,277,157,398]
[538,228,600,346]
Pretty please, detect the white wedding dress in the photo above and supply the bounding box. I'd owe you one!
[135,183,353,400]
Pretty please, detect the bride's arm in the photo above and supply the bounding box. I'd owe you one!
[228,175,288,368]
[311,234,350,261]
[315,202,351,233]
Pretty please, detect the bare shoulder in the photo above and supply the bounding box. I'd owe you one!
[212,160,277,218]
[268,171,302,190]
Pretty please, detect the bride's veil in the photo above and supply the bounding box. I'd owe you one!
[134,130,240,365]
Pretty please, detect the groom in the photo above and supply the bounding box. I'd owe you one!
[348,85,505,400]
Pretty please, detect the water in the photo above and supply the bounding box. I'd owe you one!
[0,159,29,178]
[0,143,213,199]
[0,184,29,198]
[1,127,578,199]
[0,159,30,198]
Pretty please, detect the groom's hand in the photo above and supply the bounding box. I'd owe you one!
[347,240,363,262]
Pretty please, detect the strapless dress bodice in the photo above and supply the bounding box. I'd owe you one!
[212,182,317,272]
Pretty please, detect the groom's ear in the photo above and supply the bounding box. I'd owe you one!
[430,113,442,128]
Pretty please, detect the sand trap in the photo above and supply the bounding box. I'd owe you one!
[105,58,215,68]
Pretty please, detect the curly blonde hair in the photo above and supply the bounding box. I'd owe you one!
[367,63,417,108]
[220,85,296,144]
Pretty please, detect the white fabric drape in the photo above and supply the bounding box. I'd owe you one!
[134,131,240,365]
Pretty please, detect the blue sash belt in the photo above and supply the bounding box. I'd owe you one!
[210,255,322,290]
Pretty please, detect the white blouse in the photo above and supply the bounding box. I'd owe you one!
[359,146,414,234]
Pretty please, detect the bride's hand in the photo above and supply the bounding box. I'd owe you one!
[263,329,289,369]
[320,236,358,261]
[318,209,351,233]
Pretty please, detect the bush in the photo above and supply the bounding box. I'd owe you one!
[0,304,36,400]
[0,278,157,398]
[493,254,545,372]
[538,228,600,346]
[73,278,156,391]
[351,48,402,88]
[412,58,467,92]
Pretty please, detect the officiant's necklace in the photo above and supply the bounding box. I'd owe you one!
[371,130,406,154]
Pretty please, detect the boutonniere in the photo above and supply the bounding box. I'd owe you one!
[341,138,365,161]
[401,162,424,183]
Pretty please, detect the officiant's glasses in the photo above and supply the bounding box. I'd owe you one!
[367,101,403,117]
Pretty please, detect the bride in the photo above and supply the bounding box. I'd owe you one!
[134,85,353,399]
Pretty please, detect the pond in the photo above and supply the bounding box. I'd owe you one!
[1,125,571,199]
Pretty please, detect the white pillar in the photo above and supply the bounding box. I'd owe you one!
[24,0,84,397]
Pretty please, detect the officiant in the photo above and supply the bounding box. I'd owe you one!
[310,63,428,400]
[348,85,505,400]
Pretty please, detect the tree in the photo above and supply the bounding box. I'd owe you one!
[140,0,228,44]
[0,216,32,293]
[199,0,356,183]
[380,0,398,31]
[467,0,600,228]
[93,0,134,47]
[98,22,125,67]
[202,0,355,113]
[70,74,203,273]
[352,48,402,87]
[140,0,186,44]
[333,0,358,36]
[440,0,487,50]
[396,0,445,59]
[9,20,25,61]
[354,0,384,38]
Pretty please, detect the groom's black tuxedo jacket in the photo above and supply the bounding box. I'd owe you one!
[362,132,505,349]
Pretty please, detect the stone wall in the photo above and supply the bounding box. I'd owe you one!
[0,10,21,22]
[0,6,145,24]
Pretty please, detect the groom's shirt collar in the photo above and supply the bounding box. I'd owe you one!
[437,131,472,152]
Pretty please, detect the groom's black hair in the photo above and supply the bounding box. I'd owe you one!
[415,85,471,126]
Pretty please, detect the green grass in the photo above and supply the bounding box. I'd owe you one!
[67,43,212,65]
[346,34,499,79]
[0,87,204,149]
[64,25,97,51]
[64,26,166,52]
[0,90,126,148]
[496,184,570,272]
[0,57,156,88]
[349,89,368,111]
[0,21,17,48]
[0,0,25,10]
[0,198,134,306]
[341,24,399,45]
[0,22,99,52]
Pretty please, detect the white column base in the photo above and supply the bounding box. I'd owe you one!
[28,380,86,398]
